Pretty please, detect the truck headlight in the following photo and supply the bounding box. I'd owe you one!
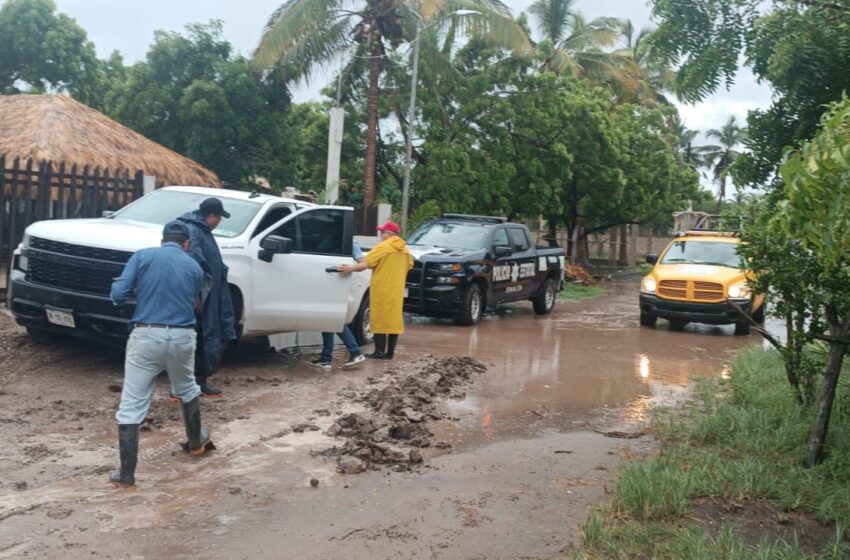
[15,234,30,271]
[728,283,751,299]
[436,263,462,272]
[641,277,656,293]
[435,276,460,285]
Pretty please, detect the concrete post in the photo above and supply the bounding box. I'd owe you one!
[325,107,344,204]
[142,175,156,196]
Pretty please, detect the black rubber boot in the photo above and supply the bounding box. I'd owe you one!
[367,334,387,359]
[386,334,399,359]
[180,396,212,456]
[109,424,139,487]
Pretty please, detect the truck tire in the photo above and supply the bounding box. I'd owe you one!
[734,319,751,335]
[752,303,765,325]
[351,293,372,345]
[532,278,557,315]
[668,319,687,331]
[639,311,657,327]
[455,284,484,326]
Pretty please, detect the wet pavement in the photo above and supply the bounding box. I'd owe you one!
[0,280,766,559]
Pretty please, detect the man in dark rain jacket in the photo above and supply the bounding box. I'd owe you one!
[177,198,237,397]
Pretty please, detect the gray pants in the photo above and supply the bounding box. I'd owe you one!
[116,327,201,425]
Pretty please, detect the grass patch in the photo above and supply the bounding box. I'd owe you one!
[576,347,850,559]
[559,283,605,301]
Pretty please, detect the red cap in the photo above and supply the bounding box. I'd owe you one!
[377,220,400,234]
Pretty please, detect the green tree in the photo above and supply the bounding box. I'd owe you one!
[409,41,698,260]
[105,21,301,187]
[648,0,850,189]
[0,0,104,106]
[253,0,529,214]
[778,98,850,467]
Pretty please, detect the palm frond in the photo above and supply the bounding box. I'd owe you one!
[253,0,348,73]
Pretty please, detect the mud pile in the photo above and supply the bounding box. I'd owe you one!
[319,356,487,474]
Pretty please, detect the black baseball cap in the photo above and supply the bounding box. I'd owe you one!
[199,197,231,218]
[162,220,190,239]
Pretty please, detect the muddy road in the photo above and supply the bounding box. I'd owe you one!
[0,281,764,559]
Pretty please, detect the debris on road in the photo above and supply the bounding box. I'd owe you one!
[319,355,486,473]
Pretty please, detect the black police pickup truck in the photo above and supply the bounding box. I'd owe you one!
[403,214,566,325]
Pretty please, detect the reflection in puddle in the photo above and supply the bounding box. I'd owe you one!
[637,354,651,379]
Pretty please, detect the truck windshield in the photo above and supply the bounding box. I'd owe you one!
[408,223,490,251]
[661,240,742,268]
[113,190,261,238]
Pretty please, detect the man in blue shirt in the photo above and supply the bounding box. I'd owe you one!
[309,240,366,371]
[108,221,213,488]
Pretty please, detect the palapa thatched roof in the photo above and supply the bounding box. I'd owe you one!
[0,94,220,187]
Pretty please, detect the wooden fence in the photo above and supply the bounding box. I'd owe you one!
[1,156,144,297]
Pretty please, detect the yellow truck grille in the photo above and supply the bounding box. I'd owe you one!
[658,280,725,302]
[658,280,687,299]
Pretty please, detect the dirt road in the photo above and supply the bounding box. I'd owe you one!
[0,281,762,559]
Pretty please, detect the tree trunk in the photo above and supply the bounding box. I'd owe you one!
[362,30,381,220]
[717,174,727,212]
[618,224,629,266]
[804,308,850,467]
[608,227,618,266]
[645,226,654,258]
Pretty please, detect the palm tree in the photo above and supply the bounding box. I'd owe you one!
[253,0,529,214]
[615,20,673,105]
[704,115,747,206]
[667,114,711,170]
[527,0,630,90]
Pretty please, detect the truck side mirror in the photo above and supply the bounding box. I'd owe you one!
[646,254,658,265]
[494,246,513,258]
[259,235,293,262]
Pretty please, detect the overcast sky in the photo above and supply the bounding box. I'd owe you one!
[53,0,772,136]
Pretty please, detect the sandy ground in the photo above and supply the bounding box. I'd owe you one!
[0,280,764,559]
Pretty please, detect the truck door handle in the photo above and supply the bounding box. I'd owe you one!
[325,267,340,273]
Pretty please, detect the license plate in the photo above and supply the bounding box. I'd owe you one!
[45,308,75,328]
[404,288,409,298]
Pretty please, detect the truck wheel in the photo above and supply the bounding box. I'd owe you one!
[734,319,751,336]
[668,319,687,331]
[532,279,557,315]
[352,293,373,345]
[639,312,657,327]
[455,284,484,326]
[752,303,765,325]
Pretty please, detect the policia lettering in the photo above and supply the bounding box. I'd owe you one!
[492,262,536,283]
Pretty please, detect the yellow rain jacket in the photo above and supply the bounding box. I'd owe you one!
[365,235,413,334]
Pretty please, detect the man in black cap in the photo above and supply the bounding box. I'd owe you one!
[177,198,238,397]
[109,221,213,487]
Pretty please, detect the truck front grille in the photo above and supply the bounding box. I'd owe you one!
[658,279,725,302]
[693,281,724,301]
[26,237,132,296]
[658,280,687,299]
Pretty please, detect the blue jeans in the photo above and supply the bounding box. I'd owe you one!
[320,325,361,362]
[116,327,201,425]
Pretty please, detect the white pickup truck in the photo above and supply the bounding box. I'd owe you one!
[6,186,372,346]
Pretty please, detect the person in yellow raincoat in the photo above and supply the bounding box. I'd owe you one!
[339,221,413,359]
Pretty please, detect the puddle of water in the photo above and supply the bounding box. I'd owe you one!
[402,280,767,447]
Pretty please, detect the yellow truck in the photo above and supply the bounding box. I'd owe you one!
[639,231,765,335]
